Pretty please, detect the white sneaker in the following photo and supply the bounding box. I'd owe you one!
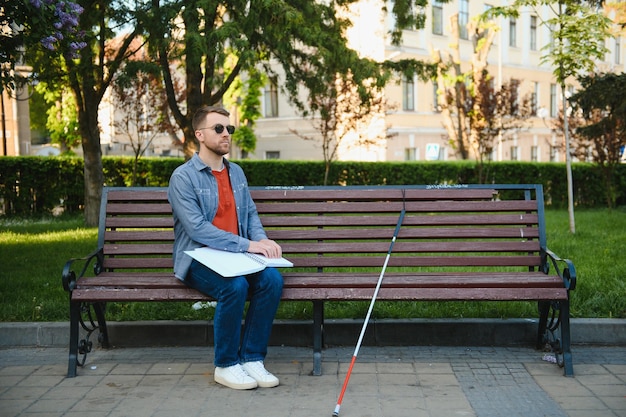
[214,364,258,390]
[242,361,279,388]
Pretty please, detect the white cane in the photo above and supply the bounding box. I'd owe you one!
[332,190,406,417]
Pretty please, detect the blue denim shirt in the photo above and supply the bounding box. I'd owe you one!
[167,153,268,280]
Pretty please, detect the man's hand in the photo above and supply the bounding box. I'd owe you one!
[248,239,283,258]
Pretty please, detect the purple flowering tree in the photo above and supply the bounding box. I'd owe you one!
[0,0,85,92]
[23,0,143,225]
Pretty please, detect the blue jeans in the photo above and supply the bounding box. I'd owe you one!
[186,260,284,367]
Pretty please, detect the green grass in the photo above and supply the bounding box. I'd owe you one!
[1,209,625,322]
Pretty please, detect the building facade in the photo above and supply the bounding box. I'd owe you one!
[239,0,625,163]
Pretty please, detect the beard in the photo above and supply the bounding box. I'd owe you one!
[204,140,231,156]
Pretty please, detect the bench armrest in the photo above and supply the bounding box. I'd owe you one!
[542,248,577,291]
[62,248,104,292]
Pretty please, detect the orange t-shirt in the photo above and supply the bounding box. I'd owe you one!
[211,168,238,235]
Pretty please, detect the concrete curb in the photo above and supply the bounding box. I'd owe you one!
[1,318,624,348]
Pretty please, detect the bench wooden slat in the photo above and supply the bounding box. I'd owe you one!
[106,189,169,201]
[102,258,174,269]
[250,188,497,201]
[268,227,540,240]
[104,231,175,241]
[103,243,174,255]
[260,213,540,227]
[71,288,208,302]
[281,287,568,301]
[75,272,562,290]
[281,256,541,268]
[279,240,540,254]
[106,217,174,228]
[282,273,564,288]
[106,203,173,215]
[254,199,538,214]
[72,286,567,303]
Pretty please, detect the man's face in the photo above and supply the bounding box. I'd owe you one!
[195,112,232,157]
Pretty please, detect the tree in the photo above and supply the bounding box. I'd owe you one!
[473,79,534,182]
[290,73,393,185]
[569,72,626,208]
[432,14,496,161]
[432,13,533,182]
[42,85,81,153]
[488,0,612,233]
[223,67,265,158]
[26,0,144,225]
[1,0,85,92]
[110,63,174,185]
[146,0,434,159]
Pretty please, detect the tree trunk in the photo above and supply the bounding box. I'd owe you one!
[562,83,575,234]
[79,93,104,227]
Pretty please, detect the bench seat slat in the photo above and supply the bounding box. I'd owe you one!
[71,287,567,302]
[72,288,208,302]
[281,287,568,301]
[76,272,563,290]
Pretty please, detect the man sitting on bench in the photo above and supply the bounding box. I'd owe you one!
[168,105,284,390]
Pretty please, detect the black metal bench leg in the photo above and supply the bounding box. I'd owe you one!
[312,301,324,376]
[560,300,574,377]
[93,302,110,348]
[67,299,80,378]
[537,301,550,350]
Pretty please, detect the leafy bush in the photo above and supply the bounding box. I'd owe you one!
[1,156,624,216]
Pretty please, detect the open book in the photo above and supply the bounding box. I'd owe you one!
[184,246,293,277]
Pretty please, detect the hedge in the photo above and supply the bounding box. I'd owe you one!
[1,156,624,216]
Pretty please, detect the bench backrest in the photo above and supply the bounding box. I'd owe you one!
[97,185,547,273]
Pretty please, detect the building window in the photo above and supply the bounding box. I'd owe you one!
[432,83,438,110]
[531,82,539,116]
[264,78,278,118]
[510,78,520,115]
[432,1,443,35]
[531,146,539,162]
[402,76,415,111]
[405,147,417,161]
[530,16,537,51]
[265,151,280,160]
[459,0,469,40]
[550,144,558,162]
[550,83,557,118]
[509,18,517,47]
[510,146,519,161]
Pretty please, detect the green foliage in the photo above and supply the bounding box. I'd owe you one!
[38,84,82,152]
[488,0,611,83]
[1,157,625,216]
[1,0,85,92]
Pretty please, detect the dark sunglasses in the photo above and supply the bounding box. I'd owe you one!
[198,124,236,134]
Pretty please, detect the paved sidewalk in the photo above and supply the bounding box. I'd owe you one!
[0,345,624,417]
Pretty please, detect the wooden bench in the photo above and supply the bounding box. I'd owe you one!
[62,184,576,378]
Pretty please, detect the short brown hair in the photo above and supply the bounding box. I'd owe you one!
[192,106,230,130]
